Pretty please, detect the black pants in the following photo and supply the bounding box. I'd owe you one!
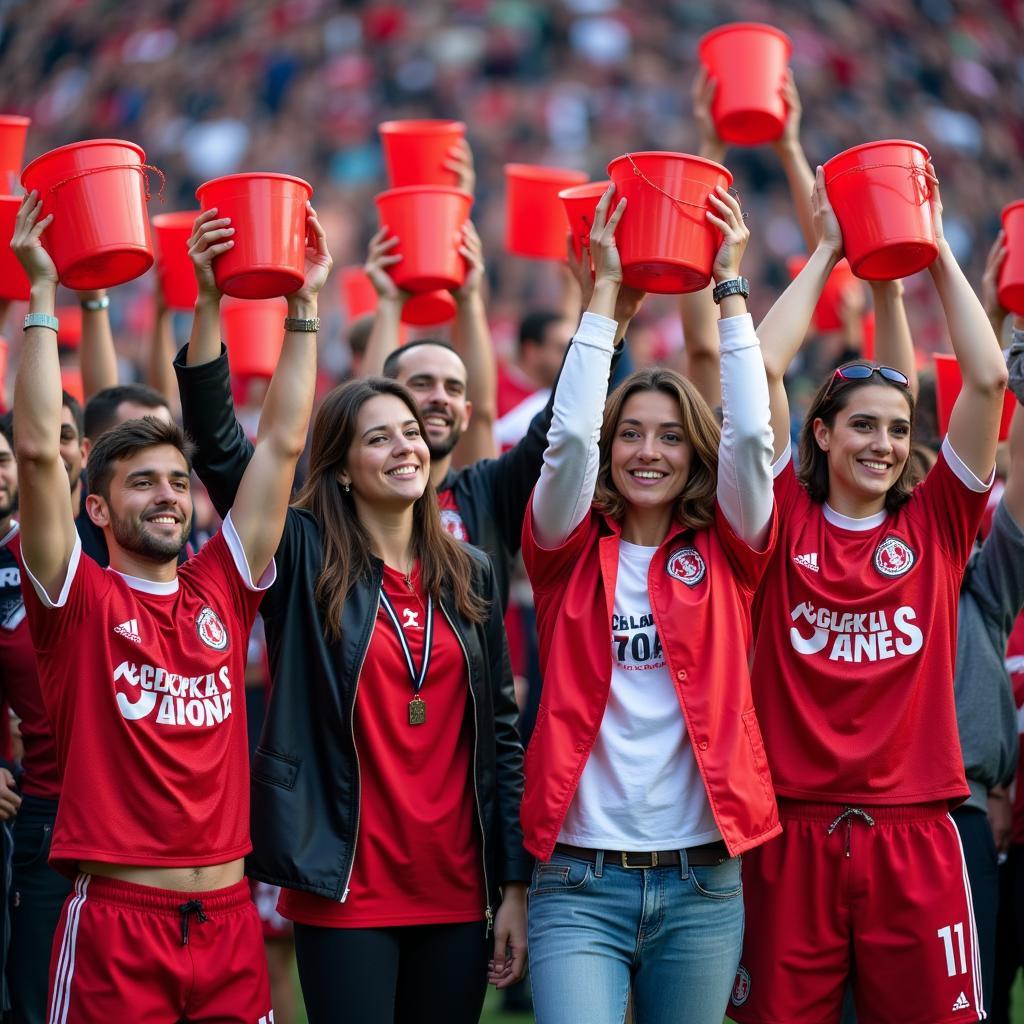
[8,796,71,1024]
[293,919,490,1024]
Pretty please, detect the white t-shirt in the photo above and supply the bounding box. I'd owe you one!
[557,540,721,851]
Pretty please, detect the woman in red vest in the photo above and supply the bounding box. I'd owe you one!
[520,183,778,1023]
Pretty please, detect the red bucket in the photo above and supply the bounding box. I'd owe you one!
[196,172,313,300]
[151,210,199,310]
[60,368,84,404]
[560,181,610,262]
[221,298,287,378]
[21,139,157,290]
[339,266,379,320]
[506,164,588,261]
[998,200,1024,315]
[934,352,1015,442]
[786,255,860,332]
[56,307,83,349]
[375,186,472,293]
[607,151,732,294]
[823,141,938,281]
[403,290,457,326]
[0,115,30,196]
[379,120,466,188]
[0,196,30,301]
[698,24,791,146]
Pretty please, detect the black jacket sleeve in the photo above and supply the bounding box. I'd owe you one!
[479,339,625,560]
[173,344,255,519]
[480,556,533,886]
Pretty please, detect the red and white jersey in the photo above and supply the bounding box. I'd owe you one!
[751,440,990,805]
[20,515,273,876]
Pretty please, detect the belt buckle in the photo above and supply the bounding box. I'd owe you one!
[620,851,658,869]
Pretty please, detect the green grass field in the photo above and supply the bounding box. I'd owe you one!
[287,974,1024,1023]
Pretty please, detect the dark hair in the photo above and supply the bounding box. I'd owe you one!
[292,377,487,642]
[0,412,12,451]
[519,310,564,352]
[797,361,916,514]
[62,390,83,439]
[593,368,721,531]
[84,384,169,441]
[381,338,461,379]
[87,416,195,501]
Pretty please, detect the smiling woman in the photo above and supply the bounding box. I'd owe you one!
[520,182,778,1024]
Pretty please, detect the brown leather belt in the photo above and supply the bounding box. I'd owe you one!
[553,840,729,869]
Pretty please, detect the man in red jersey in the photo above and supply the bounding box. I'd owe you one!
[11,191,330,1023]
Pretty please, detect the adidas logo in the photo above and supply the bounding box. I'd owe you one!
[952,992,970,1012]
[114,618,142,644]
[793,552,820,572]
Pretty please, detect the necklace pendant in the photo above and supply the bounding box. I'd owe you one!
[408,695,426,726]
[404,573,414,593]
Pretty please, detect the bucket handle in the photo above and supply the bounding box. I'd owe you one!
[623,153,743,215]
[46,163,167,203]
[825,162,932,205]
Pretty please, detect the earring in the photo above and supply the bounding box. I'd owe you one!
[343,482,351,493]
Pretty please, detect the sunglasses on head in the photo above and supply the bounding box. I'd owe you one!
[826,363,910,398]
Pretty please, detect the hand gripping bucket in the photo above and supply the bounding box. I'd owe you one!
[607,152,732,294]
[379,120,466,188]
[560,181,611,264]
[698,23,791,146]
[823,141,938,280]
[786,255,860,333]
[374,186,472,293]
[196,173,313,300]
[221,298,288,378]
[505,164,588,261]
[0,115,30,195]
[0,197,30,301]
[21,139,160,290]
[998,200,1024,315]
[151,211,200,310]
[934,352,1015,443]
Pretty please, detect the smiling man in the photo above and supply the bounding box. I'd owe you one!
[11,192,330,1022]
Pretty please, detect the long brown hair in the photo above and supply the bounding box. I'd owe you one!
[293,378,487,642]
[593,368,721,531]
[797,362,917,514]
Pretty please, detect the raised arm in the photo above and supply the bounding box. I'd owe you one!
[530,186,624,549]
[709,188,774,547]
[10,193,78,599]
[144,288,181,417]
[77,288,119,401]
[980,232,1009,343]
[772,72,817,254]
[226,205,332,579]
[758,167,844,459]
[359,226,407,377]
[927,166,1008,480]
[870,279,917,395]
[450,220,498,463]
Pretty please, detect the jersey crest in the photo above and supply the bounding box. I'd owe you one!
[439,508,469,542]
[666,547,706,587]
[196,606,229,651]
[874,536,916,578]
[731,965,751,1006]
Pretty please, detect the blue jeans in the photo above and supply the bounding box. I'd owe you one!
[528,848,744,1024]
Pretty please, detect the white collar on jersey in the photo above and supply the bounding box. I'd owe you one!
[0,520,19,548]
[111,570,179,595]
[822,503,888,532]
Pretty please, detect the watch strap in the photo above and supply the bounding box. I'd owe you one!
[712,277,750,305]
[80,296,110,311]
[284,316,320,333]
[23,313,59,333]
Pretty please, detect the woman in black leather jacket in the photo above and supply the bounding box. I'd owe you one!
[176,331,530,1022]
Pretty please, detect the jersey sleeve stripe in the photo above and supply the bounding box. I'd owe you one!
[24,534,81,610]
[771,443,792,480]
[222,512,277,592]
[941,436,994,494]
